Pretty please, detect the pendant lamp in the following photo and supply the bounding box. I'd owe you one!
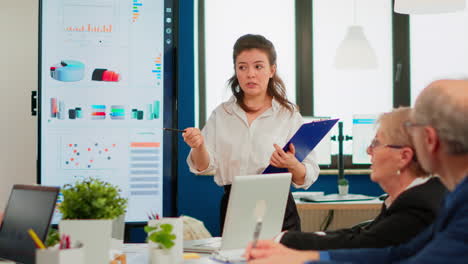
[394,0,465,14]
[334,0,377,69]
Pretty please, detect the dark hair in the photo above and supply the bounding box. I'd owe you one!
[227,34,295,113]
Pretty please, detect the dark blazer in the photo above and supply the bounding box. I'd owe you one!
[281,177,447,250]
[321,176,468,264]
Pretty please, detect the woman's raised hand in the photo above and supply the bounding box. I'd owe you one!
[182,127,204,149]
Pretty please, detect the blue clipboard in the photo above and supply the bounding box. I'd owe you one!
[263,118,339,174]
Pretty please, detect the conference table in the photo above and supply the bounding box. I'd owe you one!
[123,198,383,263]
[295,197,382,232]
[123,243,235,263]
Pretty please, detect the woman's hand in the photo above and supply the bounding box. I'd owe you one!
[270,143,306,185]
[244,240,319,264]
[270,143,301,170]
[244,240,290,260]
[248,252,319,264]
[182,127,204,149]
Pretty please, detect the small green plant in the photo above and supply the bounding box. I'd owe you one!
[45,228,60,247]
[338,177,349,186]
[59,178,128,220]
[144,223,176,250]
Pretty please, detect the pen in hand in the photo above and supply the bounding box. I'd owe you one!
[252,200,267,249]
[251,221,262,249]
[162,128,186,133]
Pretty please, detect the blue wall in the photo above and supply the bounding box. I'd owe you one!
[175,0,384,237]
[176,0,226,235]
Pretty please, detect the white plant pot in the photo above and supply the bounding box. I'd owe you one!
[59,219,112,264]
[149,248,171,264]
[338,185,349,196]
[112,214,125,241]
[111,214,125,250]
[148,217,183,264]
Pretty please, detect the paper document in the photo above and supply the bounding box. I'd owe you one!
[263,118,339,174]
[183,237,222,253]
[300,193,377,203]
[211,248,246,263]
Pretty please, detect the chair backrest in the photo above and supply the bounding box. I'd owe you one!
[182,215,212,241]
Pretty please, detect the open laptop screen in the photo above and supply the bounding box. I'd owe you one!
[184,173,292,253]
[0,185,59,264]
[221,173,291,250]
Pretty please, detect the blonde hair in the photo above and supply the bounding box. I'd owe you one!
[377,107,428,177]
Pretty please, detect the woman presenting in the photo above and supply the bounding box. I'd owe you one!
[183,34,320,233]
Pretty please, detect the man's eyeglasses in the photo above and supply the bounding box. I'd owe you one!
[403,121,426,132]
[368,138,405,150]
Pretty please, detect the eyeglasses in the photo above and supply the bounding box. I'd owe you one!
[368,138,405,150]
[403,121,426,133]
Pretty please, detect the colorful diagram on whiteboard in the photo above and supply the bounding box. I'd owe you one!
[65,24,113,33]
[91,68,121,82]
[50,97,84,120]
[132,0,143,22]
[128,141,161,197]
[130,100,160,120]
[110,105,125,120]
[50,60,85,82]
[61,138,120,169]
[91,105,106,120]
[152,54,162,85]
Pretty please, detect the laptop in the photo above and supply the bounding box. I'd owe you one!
[0,185,60,264]
[184,173,292,254]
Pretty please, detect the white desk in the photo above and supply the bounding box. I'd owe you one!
[296,198,382,232]
[123,244,225,264]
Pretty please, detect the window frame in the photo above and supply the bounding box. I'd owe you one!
[196,0,411,169]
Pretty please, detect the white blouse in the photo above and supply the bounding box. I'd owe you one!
[187,96,320,189]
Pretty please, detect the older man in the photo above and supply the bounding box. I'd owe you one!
[247,79,468,264]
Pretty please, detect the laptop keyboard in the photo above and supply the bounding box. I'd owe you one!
[0,257,16,263]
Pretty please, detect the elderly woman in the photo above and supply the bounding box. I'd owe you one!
[269,107,447,251]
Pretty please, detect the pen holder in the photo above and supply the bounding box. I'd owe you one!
[36,248,84,264]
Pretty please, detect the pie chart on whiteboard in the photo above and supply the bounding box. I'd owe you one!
[50,60,85,82]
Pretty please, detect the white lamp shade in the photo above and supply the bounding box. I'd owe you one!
[394,0,465,14]
[334,25,378,69]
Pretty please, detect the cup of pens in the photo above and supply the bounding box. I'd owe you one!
[36,247,84,264]
[30,229,84,264]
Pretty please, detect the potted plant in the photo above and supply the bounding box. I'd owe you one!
[58,178,127,264]
[145,217,183,264]
[338,177,349,196]
[45,227,60,247]
[145,223,176,264]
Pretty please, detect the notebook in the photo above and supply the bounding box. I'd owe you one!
[0,185,60,264]
[183,173,292,261]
